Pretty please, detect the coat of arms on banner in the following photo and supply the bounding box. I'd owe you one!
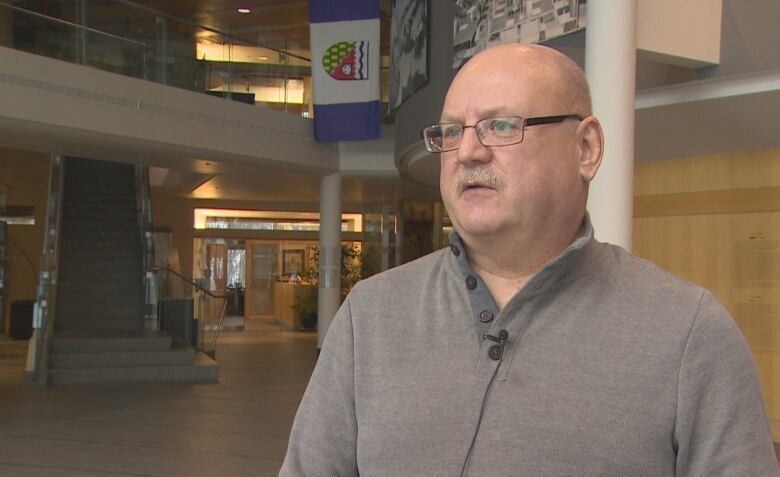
[322,41,370,80]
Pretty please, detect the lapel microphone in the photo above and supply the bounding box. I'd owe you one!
[485,329,509,349]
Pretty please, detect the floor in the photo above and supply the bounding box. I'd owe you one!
[0,320,318,477]
[0,321,777,476]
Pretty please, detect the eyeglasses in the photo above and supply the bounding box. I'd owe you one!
[420,115,583,153]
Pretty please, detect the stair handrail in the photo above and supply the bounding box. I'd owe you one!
[28,155,65,384]
[151,267,229,359]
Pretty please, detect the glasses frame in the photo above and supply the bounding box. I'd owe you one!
[420,114,583,153]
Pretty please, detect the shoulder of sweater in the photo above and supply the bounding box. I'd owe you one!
[589,240,709,303]
[349,247,452,297]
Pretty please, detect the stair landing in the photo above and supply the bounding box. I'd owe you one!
[47,332,218,385]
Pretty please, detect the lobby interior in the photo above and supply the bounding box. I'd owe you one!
[0,0,779,474]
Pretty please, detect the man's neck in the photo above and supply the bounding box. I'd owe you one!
[460,222,582,310]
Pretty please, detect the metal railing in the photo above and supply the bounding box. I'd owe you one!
[153,267,229,359]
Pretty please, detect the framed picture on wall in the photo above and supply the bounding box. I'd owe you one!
[452,0,587,68]
[389,0,429,111]
[283,249,305,276]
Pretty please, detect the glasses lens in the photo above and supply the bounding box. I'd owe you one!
[440,124,463,151]
[423,124,463,152]
[422,125,444,152]
[479,117,524,146]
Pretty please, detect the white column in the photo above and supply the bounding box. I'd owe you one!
[584,0,637,251]
[318,172,342,348]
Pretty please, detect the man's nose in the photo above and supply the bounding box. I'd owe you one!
[456,126,492,164]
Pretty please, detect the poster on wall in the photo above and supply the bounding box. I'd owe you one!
[453,0,587,68]
[389,0,429,111]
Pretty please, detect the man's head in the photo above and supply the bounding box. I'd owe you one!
[438,44,603,248]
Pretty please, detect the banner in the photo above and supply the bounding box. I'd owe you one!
[309,0,381,142]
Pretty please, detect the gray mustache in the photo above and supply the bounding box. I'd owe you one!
[455,167,504,192]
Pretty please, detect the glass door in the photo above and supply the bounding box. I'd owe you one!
[246,241,279,319]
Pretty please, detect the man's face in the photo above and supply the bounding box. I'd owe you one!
[439,50,585,243]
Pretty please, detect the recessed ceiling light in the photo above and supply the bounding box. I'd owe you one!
[237,7,250,14]
[257,55,269,61]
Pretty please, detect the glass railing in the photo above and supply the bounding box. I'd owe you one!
[0,1,394,121]
[0,0,320,117]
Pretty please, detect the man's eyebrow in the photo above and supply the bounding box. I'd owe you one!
[440,107,513,123]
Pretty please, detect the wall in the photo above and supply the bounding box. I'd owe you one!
[394,0,780,154]
[0,148,49,335]
[634,147,780,440]
[150,191,193,279]
[393,1,456,158]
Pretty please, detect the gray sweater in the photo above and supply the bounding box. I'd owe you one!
[280,221,779,476]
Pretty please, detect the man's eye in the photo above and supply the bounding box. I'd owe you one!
[443,126,461,138]
[490,120,517,133]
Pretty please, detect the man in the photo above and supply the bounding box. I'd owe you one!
[280,44,779,476]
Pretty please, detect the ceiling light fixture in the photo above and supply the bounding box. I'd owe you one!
[237,7,251,14]
[257,55,269,61]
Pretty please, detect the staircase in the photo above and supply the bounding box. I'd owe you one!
[47,157,218,384]
[57,157,145,332]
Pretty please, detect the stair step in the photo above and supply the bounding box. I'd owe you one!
[64,187,134,194]
[59,252,141,261]
[51,344,195,369]
[59,250,141,262]
[51,333,172,353]
[61,214,138,224]
[62,208,137,218]
[54,319,146,334]
[55,314,146,328]
[58,265,143,275]
[57,296,144,310]
[60,228,140,237]
[58,275,143,286]
[57,274,143,286]
[47,353,219,385]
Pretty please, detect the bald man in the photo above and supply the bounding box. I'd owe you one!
[280,45,779,476]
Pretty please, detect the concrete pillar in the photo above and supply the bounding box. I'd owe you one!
[317,172,342,348]
[584,0,637,251]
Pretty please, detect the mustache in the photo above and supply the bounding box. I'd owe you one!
[454,166,504,192]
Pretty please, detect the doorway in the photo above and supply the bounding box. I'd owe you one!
[246,241,279,320]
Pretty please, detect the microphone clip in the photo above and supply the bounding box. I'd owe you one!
[485,329,509,349]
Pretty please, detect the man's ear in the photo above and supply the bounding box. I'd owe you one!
[576,116,604,182]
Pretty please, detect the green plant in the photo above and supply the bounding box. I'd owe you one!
[292,284,318,330]
[291,243,368,329]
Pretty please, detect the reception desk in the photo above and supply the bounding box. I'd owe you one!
[273,281,308,330]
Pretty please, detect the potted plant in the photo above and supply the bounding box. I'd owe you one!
[291,243,364,330]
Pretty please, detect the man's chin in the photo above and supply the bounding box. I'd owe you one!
[454,220,506,240]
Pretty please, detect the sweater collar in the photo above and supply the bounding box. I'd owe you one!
[448,213,595,298]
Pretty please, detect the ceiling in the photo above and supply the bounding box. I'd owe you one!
[148,161,440,208]
[14,1,780,207]
[39,0,394,57]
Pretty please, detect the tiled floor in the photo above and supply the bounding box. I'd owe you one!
[0,320,318,476]
[0,322,777,476]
